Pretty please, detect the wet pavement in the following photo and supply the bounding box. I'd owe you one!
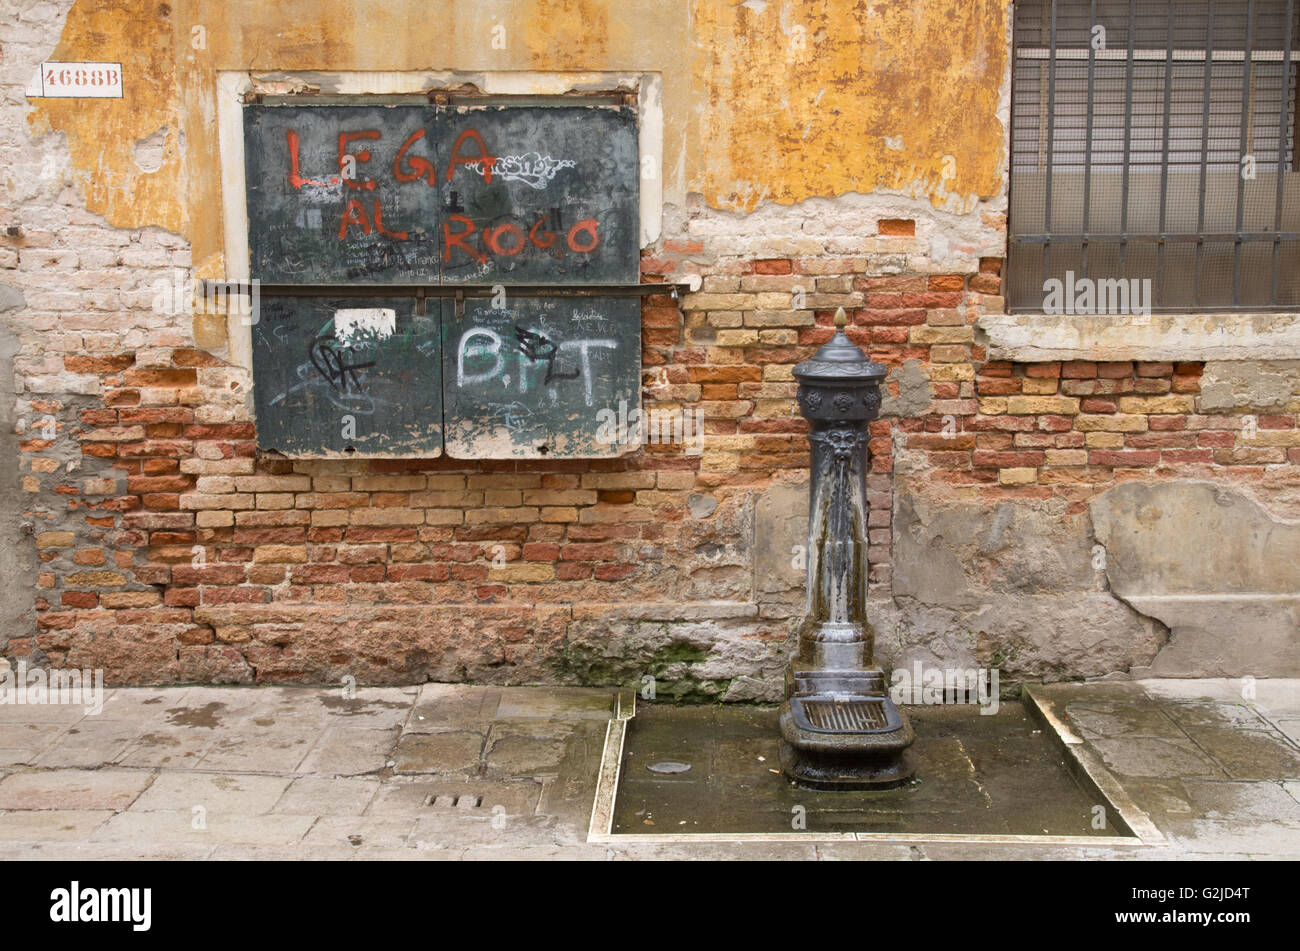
[614,702,1118,838]
[1,678,1298,859]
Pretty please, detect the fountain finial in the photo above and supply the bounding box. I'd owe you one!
[834,306,847,329]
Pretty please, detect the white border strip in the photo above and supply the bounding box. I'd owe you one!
[978,312,1300,363]
[1023,687,1168,847]
[216,71,254,375]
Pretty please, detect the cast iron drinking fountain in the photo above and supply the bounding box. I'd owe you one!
[779,307,915,790]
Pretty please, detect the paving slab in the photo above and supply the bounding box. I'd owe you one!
[129,772,293,814]
[162,687,266,721]
[31,718,147,768]
[1088,735,1228,780]
[1159,816,1300,855]
[353,845,466,860]
[0,809,115,840]
[1177,726,1300,781]
[0,701,89,724]
[606,841,823,861]
[1114,777,1194,816]
[4,841,214,861]
[483,728,571,780]
[410,812,558,849]
[96,687,191,721]
[1269,718,1300,745]
[302,815,419,850]
[392,731,483,774]
[298,726,401,776]
[273,776,380,816]
[537,735,609,837]
[288,687,418,729]
[459,843,609,860]
[117,726,219,769]
[404,684,501,734]
[911,842,1170,861]
[1248,680,1300,716]
[0,723,72,765]
[209,844,360,861]
[1181,779,1300,822]
[91,810,315,847]
[493,686,615,720]
[1062,700,1184,738]
[1136,678,1248,703]
[1163,701,1275,730]
[0,769,153,810]
[198,728,319,773]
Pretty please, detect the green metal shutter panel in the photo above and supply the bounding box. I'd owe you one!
[241,100,642,458]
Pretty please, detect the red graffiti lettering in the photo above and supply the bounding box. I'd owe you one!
[393,129,436,185]
[338,200,408,241]
[287,130,326,189]
[443,214,486,263]
[566,218,599,253]
[529,216,556,249]
[484,222,525,257]
[338,199,372,239]
[445,129,496,184]
[338,130,380,190]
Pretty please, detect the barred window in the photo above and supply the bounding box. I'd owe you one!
[1009,0,1300,313]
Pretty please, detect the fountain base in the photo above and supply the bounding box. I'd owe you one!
[779,664,915,790]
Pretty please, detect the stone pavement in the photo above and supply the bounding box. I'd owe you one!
[1,679,1297,860]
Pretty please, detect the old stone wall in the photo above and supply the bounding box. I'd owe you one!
[3,0,1298,695]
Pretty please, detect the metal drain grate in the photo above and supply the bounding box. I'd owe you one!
[800,698,889,732]
[424,793,483,810]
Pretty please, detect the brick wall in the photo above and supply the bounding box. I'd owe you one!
[9,194,1297,694]
[4,2,1296,692]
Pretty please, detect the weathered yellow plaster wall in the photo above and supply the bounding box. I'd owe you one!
[29,0,1008,269]
[690,0,1008,212]
[27,0,185,234]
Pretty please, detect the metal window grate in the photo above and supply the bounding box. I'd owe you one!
[1009,0,1300,312]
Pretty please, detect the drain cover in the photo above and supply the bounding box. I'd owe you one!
[425,793,483,810]
[791,696,897,734]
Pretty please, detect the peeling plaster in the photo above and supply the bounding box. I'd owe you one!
[1092,482,1300,677]
[132,127,169,173]
[881,359,932,419]
[30,0,1010,264]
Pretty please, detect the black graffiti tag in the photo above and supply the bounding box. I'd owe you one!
[308,339,377,392]
[514,326,579,385]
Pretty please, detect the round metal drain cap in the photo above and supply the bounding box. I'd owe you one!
[646,761,691,774]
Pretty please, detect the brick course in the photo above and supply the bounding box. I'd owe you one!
[3,1,1297,691]
[13,216,1297,685]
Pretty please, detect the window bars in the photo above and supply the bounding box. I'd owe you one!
[1009,0,1300,312]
